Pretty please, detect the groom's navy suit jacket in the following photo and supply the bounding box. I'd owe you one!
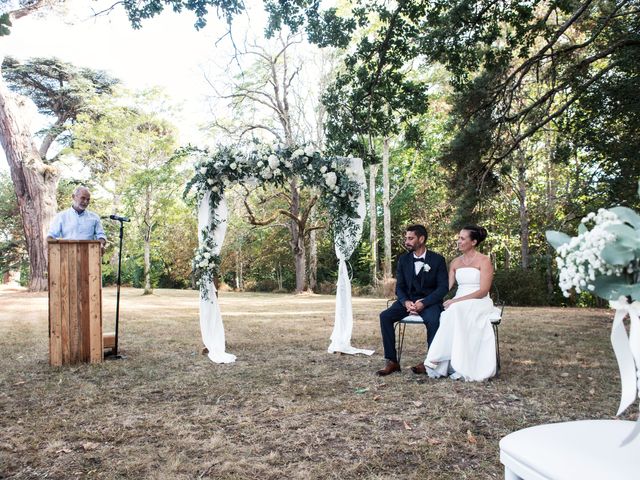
[395,250,448,308]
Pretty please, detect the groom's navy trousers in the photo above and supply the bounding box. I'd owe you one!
[380,250,448,363]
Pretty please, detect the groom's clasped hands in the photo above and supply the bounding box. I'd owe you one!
[404,300,425,315]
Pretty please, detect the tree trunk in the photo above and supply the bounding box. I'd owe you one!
[235,247,243,290]
[143,228,152,294]
[382,137,392,281]
[368,163,379,284]
[289,177,306,293]
[308,227,317,292]
[545,154,558,299]
[0,73,58,291]
[517,163,530,270]
[143,186,152,295]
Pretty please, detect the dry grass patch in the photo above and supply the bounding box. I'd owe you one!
[0,287,630,479]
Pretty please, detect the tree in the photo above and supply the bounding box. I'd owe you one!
[206,31,327,292]
[69,89,182,294]
[0,53,117,290]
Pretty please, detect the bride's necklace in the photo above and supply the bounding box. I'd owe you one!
[461,251,478,266]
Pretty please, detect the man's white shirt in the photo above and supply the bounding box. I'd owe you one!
[48,207,107,241]
[413,253,426,275]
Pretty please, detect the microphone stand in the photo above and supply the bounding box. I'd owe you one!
[106,217,127,360]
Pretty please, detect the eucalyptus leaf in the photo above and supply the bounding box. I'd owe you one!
[604,224,640,250]
[578,223,587,235]
[546,230,570,250]
[601,244,635,266]
[593,276,633,300]
[610,207,640,229]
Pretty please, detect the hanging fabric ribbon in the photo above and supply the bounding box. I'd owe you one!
[609,296,640,445]
[328,158,374,356]
[198,191,236,364]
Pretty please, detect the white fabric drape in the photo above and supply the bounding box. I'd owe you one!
[198,191,236,364]
[609,297,640,445]
[328,158,374,356]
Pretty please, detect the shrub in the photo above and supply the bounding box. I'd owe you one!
[493,269,549,306]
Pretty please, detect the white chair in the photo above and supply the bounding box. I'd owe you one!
[395,314,424,365]
[500,419,640,479]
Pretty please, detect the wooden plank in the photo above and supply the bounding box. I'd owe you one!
[79,244,90,362]
[68,243,80,363]
[48,243,62,366]
[87,242,103,363]
[103,332,116,350]
[59,243,70,364]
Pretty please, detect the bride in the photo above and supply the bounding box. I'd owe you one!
[421,225,500,381]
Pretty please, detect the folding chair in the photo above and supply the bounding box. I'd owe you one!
[490,284,505,375]
[385,299,423,366]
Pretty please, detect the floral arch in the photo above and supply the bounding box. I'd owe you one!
[185,143,374,363]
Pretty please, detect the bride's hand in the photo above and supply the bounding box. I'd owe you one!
[443,299,455,309]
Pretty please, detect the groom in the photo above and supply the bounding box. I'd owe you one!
[376,224,448,376]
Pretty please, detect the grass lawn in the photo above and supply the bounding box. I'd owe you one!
[0,286,631,479]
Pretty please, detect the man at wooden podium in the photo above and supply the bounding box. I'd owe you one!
[47,186,107,253]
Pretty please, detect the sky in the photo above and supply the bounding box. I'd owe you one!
[0,0,268,172]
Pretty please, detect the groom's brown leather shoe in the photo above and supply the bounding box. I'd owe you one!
[376,360,401,376]
[411,363,426,374]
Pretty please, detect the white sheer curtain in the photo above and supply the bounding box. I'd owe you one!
[198,191,236,364]
[328,158,374,355]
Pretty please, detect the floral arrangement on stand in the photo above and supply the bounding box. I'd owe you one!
[547,182,640,443]
[184,143,364,292]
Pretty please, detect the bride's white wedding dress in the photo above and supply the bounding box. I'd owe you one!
[425,267,499,381]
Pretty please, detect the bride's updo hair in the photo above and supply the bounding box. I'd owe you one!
[462,225,488,245]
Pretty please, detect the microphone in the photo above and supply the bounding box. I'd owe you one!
[105,214,130,222]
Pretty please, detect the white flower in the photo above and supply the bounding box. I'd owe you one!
[424,264,431,273]
[207,179,215,185]
[324,171,337,189]
[214,162,222,169]
[203,252,211,259]
[257,161,264,168]
[230,162,237,170]
[292,149,304,158]
[304,145,315,157]
[268,155,279,169]
[284,160,292,168]
[198,260,208,268]
[200,167,207,175]
[261,168,273,179]
[274,168,281,176]
[320,165,327,174]
[331,161,337,169]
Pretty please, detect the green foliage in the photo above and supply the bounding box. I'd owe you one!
[122,0,244,29]
[0,13,12,36]
[0,172,26,278]
[493,269,549,306]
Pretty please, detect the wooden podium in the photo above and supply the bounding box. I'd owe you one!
[48,240,103,365]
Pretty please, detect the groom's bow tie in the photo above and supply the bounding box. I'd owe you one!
[413,257,426,263]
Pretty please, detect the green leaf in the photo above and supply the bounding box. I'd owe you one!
[610,207,640,229]
[604,224,640,249]
[593,275,633,301]
[601,244,635,266]
[578,223,587,235]
[546,230,571,249]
